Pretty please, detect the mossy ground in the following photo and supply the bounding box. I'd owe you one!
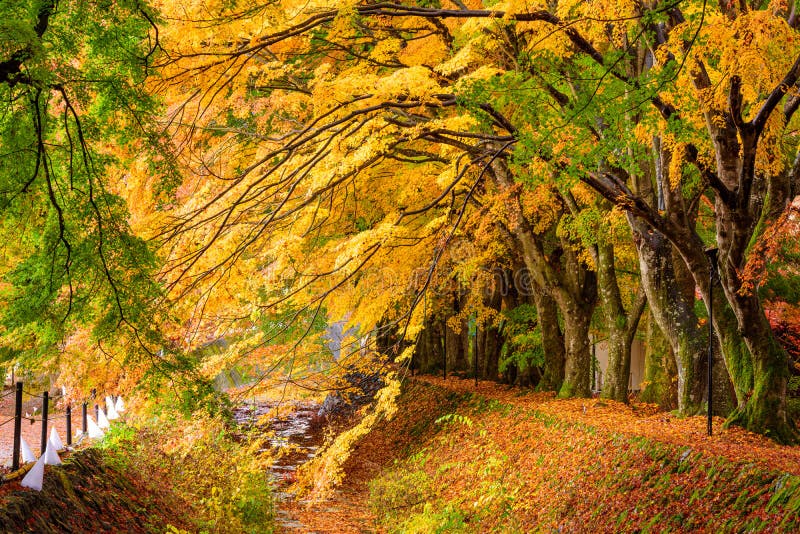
[0,447,194,533]
[0,415,275,533]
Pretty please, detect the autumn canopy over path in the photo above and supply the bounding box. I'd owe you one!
[4,0,800,531]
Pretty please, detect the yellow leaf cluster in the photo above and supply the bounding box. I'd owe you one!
[370,38,404,63]
[374,66,442,102]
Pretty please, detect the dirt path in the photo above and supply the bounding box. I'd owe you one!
[273,378,459,533]
[276,439,383,533]
[263,401,380,534]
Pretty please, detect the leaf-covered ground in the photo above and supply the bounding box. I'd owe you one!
[3,376,799,532]
[0,448,194,532]
[280,375,800,533]
[419,375,800,477]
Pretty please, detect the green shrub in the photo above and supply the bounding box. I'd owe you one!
[369,467,432,524]
[103,414,275,533]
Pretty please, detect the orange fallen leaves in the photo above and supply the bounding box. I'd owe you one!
[418,374,800,477]
[280,375,800,533]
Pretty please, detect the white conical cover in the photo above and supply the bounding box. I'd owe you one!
[20,437,36,463]
[115,397,125,413]
[87,416,105,439]
[43,438,61,466]
[105,397,119,420]
[49,427,64,451]
[21,454,45,491]
[97,408,110,429]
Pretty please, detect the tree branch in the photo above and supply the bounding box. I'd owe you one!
[0,0,56,86]
[754,53,800,135]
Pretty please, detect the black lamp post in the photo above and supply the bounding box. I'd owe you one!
[705,247,719,436]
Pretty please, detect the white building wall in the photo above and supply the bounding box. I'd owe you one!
[592,338,646,393]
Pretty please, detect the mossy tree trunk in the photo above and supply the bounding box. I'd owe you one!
[680,61,795,440]
[720,288,793,441]
[489,159,597,399]
[631,221,707,415]
[597,243,647,403]
[639,312,678,409]
[558,301,593,398]
[533,287,565,391]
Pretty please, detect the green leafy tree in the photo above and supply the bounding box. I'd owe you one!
[0,0,172,373]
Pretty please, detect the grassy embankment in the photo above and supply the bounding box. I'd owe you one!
[340,378,800,532]
[0,414,275,533]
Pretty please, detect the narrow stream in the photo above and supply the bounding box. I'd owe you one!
[233,401,326,530]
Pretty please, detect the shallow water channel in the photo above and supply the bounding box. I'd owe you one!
[233,401,326,530]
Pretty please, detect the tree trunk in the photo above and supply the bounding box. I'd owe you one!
[458,316,469,372]
[443,289,468,374]
[533,288,565,391]
[597,244,647,403]
[630,219,706,414]
[602,329,633,402]
[639,312,678,409]
[558,299,594,398]
[480,276,503,380]
[672,217,790,437]
[488,158,596,398]
[695,69,794,440]
[480,323,501,380]
[413,315,445,374]
[445,320,465,373]
[724,292,794,441]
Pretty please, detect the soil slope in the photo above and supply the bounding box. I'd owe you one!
[0,448,193,533]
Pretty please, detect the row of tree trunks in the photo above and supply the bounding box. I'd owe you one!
[488,160,598,398]
[404,2,794,441]
[411,297,505,381]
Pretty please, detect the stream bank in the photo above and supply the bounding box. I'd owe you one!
[233,401,327,531]
[0,448,194,533]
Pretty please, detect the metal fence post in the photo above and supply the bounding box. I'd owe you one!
[473,322,479,388]
[66,405,72,446]
[95,403,99,421]
[443,332,447,380]
[12,382,22,470]
[82,402,87,434]
[40,390,49,455]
